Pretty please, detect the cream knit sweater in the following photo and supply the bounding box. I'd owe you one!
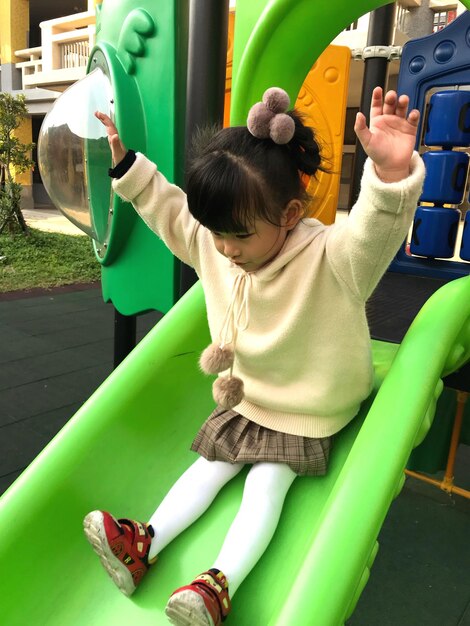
[113,152,425,438]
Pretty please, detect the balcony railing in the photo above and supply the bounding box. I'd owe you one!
[59,40,90,69]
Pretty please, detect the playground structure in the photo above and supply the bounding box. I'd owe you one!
[1,1,470,624]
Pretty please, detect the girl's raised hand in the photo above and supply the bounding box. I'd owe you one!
[354,87,420,183]
[95,111,127,166]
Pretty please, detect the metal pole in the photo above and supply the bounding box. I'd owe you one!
[349,3,396,209]
[179,0,230,296]
[114,308,137,368]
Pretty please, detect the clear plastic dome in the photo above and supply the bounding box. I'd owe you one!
[38,68,114,241]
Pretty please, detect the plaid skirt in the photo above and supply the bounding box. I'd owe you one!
[191,407,332,477]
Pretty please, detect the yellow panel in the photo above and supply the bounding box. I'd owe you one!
[295,45,350,225]
[12,117,33,186]
[0,0,29,63]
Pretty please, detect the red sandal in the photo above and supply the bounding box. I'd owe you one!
[165,569,231,626]
[83,510,155,596]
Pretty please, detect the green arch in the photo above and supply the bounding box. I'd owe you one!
[231,0,470,123]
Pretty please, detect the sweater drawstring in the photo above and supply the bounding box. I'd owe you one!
[219,272,251,354]
[199,271,251,410]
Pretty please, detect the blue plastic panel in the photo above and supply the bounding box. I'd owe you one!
[391,11,470,279]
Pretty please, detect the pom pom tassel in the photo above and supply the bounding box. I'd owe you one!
[213,376,244,409]
[199,343,234,375]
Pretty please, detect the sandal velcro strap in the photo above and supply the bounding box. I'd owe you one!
[116,518,154,565]
[193,570,231,620]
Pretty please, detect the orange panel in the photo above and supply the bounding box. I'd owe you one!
[295,45,350,224]
[224,9,236,128]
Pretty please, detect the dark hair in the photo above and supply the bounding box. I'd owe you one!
[186,110,328,233]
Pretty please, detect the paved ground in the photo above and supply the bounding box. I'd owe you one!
[1,207,469,625]
[23,205,86,236]
[0,285,161,493]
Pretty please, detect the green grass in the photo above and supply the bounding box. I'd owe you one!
[0,228,101,292]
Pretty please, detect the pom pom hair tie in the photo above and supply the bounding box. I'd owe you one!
[247,87,295,145]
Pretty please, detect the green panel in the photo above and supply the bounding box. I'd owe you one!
[0,277,469,625]
[89,0,189,314]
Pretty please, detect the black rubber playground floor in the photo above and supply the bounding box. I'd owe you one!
[1,282,469,626]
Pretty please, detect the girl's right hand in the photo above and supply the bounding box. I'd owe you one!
[95,111,127,166]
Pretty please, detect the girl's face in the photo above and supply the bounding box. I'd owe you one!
[211,201,302,272]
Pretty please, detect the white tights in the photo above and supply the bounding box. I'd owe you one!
[148,457,296,595]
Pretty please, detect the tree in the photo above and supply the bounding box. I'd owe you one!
[0,93,35,234]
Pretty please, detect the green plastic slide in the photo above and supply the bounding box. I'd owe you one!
[1,276,469,625]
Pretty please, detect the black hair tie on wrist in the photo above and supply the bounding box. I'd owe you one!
[108,149,136,178]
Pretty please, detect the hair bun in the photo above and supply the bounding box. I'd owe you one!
[247,87,295,145]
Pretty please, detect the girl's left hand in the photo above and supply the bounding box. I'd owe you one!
[94,111,127,166]
[354,87,420,183]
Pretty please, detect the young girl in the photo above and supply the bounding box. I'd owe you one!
[84,86,424,626]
